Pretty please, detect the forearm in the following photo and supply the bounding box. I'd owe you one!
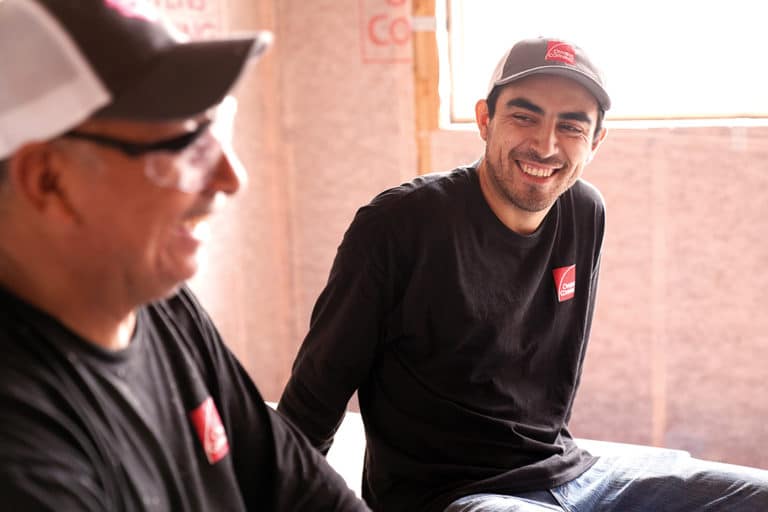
[278,374,349,454]
[266,408,371,511]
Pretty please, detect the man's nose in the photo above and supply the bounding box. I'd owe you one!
[530,121,558,158]
[204,144,247,196]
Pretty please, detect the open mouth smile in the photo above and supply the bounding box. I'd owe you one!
[518,161,560,178]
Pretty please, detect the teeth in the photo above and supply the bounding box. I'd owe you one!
[520,163,555,178]
[183,214,210,233]
[189,218,211,241]
[183,217,201,229]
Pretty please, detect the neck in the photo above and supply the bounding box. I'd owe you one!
[476,161,550,235]
[0,246,137,351]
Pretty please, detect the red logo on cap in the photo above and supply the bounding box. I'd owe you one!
[104,0,158,22]
[189,397,230,464]
[552,265,576,302]
[545,41,575,65]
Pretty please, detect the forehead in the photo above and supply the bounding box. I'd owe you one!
[496,74,600,116]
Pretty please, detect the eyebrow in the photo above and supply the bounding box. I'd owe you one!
[504,97,593,125]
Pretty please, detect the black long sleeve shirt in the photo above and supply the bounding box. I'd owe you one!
[279,165,605,511]
[0,285,368,511]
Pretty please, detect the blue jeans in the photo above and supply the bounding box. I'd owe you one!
[445,449,768,511]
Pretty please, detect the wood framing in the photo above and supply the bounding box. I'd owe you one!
[411,0,439,175]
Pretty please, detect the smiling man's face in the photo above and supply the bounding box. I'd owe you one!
[476,74,605,225]
[49,107,245,303]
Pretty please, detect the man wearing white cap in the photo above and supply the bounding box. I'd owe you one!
[278,38,768,511]
[0,1,369,510]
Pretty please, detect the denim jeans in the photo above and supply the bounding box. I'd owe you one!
[445,448,768,511]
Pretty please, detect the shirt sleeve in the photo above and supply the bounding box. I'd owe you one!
[277,209,397,454]
[0,465,106,512]
[0,391,112,512]
[174,288,371,512]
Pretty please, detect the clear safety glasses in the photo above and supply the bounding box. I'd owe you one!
[62,96,240,193]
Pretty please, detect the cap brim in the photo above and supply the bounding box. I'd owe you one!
[495,66,611,111]
[95,30,272,120]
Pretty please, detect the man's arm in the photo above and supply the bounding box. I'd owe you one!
[0,464,106,512]
[174,288,370,511]
[0,392,112,512]
[278,211,396,454]
[266,406,370,511]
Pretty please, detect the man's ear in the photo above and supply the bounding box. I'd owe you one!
[475,99,490,142]
[587,127,608,164]
[8,142,57,211]
[8,142,78,221]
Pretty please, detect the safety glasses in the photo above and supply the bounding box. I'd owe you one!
[64,120,212,157]
[62,96,239,193]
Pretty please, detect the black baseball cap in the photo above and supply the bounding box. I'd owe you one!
[0,0,272,159]
[487,38,610,111]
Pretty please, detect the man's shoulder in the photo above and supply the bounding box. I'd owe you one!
[562,180,607,257]
[568,178,606,210]
[146,286,221,364]
[355,165,477,226]
[342,165,476,246]
[373,165,475,205]
[151,285,207,324]
[0,289,67,379]
[0,303,84,449]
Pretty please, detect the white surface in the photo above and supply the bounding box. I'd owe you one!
[326,411,367,496]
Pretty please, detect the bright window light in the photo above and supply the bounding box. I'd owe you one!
[440,0,768,123]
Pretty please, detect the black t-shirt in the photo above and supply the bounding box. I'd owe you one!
[0,285,369,511]
[279,165,605,511]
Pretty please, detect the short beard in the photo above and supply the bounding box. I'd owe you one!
[484,148,565,213]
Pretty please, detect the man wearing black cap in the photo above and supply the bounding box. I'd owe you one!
[278,38,768,511]
[0,1,369,510]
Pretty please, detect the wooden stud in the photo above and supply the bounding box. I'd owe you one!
[412,0,439,175]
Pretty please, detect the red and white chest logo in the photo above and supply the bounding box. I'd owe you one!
[189,397,230,464]
[552,265,576,302]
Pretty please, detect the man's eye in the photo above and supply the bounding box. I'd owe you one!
[512,114,534,123]
[559,123,585,134]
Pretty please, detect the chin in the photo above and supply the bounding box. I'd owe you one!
[139,280,185,304]
[165,254,200,282]
[147,266,198,302]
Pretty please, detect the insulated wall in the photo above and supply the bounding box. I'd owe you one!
[179,0,768,469]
